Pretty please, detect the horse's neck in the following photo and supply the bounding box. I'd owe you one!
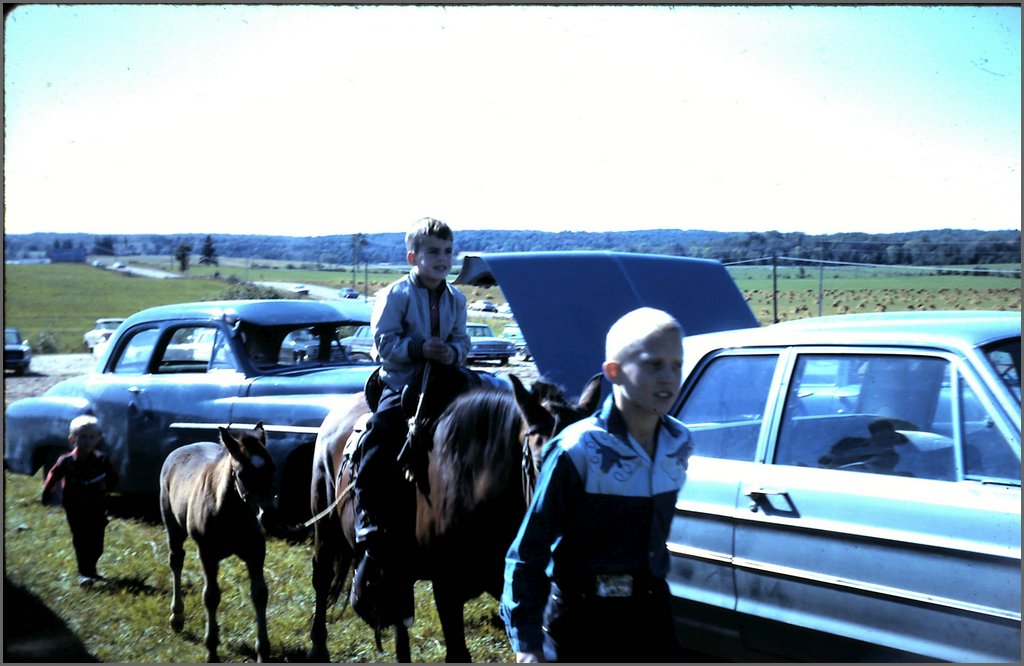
[206,456,236,510]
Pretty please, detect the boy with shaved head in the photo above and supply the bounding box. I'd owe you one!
[501,307,691,662]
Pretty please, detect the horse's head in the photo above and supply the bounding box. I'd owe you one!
[510,373,604,481]
[220,422,278,530]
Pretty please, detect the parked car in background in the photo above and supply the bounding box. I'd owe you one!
[339,325,375,361]
[338,287,361,299]
[467,322,516,365]
[501,324,531,361]
[83,318,126,351]
[454,252,1021,664]
[4,299,375,525]
[290,284,309,295]
[469,299,498,313]
[4,328,32,375]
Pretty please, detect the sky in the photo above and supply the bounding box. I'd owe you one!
[3,4,1020,238]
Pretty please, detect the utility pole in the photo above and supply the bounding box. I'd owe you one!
[772,254,779,324]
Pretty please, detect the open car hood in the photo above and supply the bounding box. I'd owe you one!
[455,251,758,394]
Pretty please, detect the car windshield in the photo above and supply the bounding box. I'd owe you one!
[469,325,493,337]
[983,338,1022,402]
[5,330,20,345]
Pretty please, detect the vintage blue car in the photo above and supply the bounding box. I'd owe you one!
[456,252,1021,663]
[4,299,376,524]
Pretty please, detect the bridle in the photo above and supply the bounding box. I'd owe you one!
[520,416,559,506]
[231,466,276,525]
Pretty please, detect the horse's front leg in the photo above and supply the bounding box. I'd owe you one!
[395,622,411,663]
[200,555,222,663]
[165,522,187,633]
[244,550,271,663]
[432,579,472,663]
[308,519,340,662]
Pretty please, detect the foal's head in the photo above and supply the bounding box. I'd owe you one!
[220,422,277,525]
[511,373,604,478]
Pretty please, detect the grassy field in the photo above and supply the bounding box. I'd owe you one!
[2,262,510,353]
[4,260,1019,354]
[3,470,514,663]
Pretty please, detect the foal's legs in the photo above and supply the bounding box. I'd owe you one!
[165,521,187,633]
[244,551,271,663]
[200,555,222,662]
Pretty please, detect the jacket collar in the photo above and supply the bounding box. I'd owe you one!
[597,393,685,444]
[409,270,453,296]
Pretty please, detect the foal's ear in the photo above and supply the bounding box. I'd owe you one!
[219,426,244,459]
[578,373,604,415]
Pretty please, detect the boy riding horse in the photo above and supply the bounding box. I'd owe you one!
[351,217,471,627]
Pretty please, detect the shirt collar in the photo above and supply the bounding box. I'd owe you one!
[597,393,685,443]
[409,271,450,296]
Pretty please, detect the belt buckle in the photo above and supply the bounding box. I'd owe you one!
[595,574,633,598]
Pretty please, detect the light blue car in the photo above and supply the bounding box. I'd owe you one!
[457,252,1021,663]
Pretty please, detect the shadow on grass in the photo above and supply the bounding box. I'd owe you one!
[3,576,99,662]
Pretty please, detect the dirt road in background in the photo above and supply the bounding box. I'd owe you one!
[4,354,540,410]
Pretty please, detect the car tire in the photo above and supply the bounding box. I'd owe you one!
[351,353,372,362]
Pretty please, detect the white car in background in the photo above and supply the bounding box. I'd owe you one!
[84,318,126,353]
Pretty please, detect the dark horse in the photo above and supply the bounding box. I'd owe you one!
[307,372,603,662]
[159,423,277,663]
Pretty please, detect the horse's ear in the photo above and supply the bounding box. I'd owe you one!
[253,421,266,443]
[511,374,555,431]
[219,426,243,459]
[578,373,604,414]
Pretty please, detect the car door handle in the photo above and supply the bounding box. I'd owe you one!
[743,487,793,513]
[128,386,144,394]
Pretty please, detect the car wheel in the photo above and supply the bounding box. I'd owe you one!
[352,352,372,362]
[499,356,509,366]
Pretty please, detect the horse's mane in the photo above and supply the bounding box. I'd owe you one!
[428,379,582,530]
[433,389,523,482]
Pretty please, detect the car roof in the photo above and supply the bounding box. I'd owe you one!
[682,310,1021,366]
[119,299,372,329]
[456,251,757,393]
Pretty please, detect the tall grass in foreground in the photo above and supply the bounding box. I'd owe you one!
[3,471,514,663]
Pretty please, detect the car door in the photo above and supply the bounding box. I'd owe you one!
[668,352,782,657]
[91,322,245,493]
[733,349,1021,662]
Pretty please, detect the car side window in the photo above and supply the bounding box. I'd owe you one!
[112,328,159,374]
[960,376,1021,482]
[775,354,960,481]
[156,326,227,374]
[676,354,777,461]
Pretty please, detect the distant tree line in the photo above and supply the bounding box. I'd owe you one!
[5,228,1020,268]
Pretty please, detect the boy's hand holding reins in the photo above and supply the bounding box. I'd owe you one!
[422,337,455,365]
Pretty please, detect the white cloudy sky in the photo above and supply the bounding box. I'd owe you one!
[3,4,1020,237]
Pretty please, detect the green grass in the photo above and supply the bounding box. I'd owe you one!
[3,265,230,353]
[4,261,1020,353]
[3,470,514,663]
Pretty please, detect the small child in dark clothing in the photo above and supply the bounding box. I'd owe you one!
[41,415,119,586]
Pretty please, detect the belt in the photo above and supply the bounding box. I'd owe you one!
[555,572,664,600]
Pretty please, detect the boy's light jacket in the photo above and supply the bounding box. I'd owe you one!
[372,271,470,391]
[500,394,693,654]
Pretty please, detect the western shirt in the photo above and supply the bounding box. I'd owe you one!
[500,394,692,655]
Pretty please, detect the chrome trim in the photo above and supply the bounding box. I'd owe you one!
[667,542,732,564]
[731,556,1022,623]
[169,422,321,435]
[674,502,1021,561]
